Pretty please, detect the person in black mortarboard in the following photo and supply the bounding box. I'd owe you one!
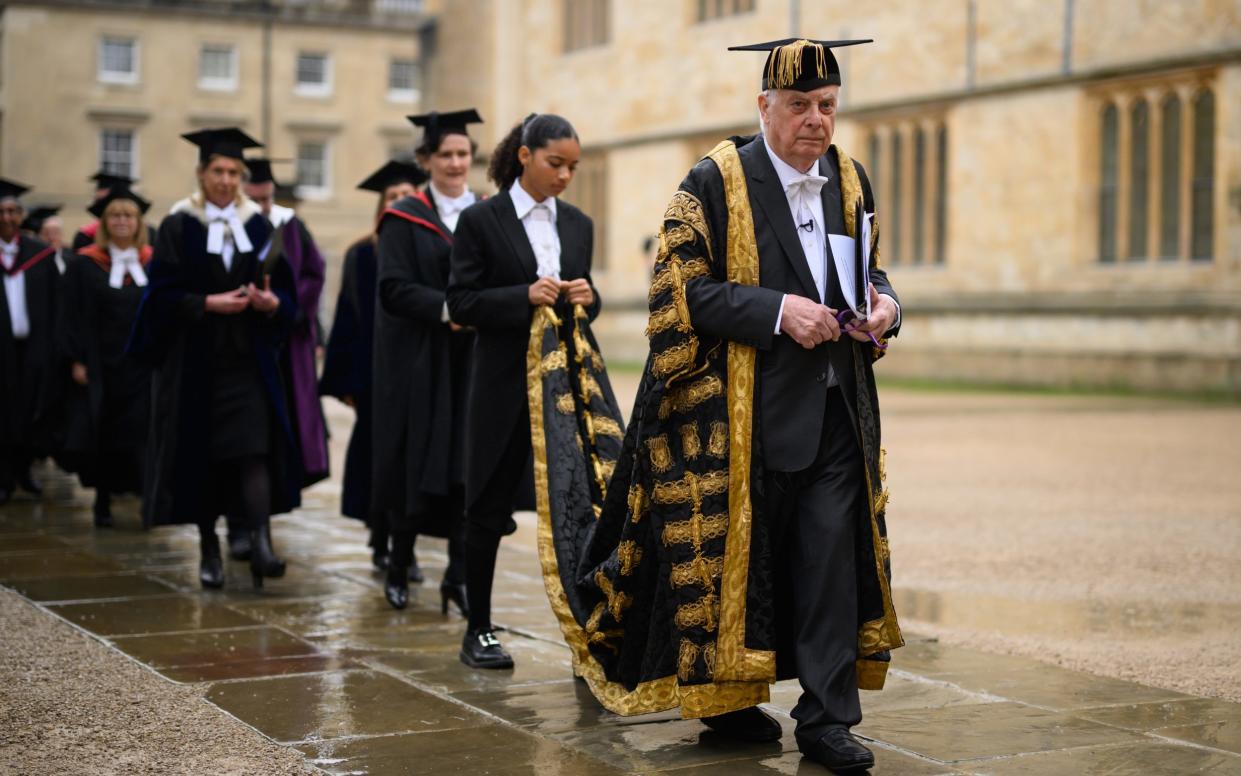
[21,205,69,274]
[58,187,155,526]
[73,171,156,251]
[530,39,904,773]
[228,154,330,559]
[127,127,304,590]
[0,178,60,503]
[372,109,484,617]
[320,160,425,579]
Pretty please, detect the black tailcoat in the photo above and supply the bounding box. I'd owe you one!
[683,136,899,472]
[446,190,601,509]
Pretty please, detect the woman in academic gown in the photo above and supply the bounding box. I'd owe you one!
[372,110,483,613]
[320,159,425,573]
[128,127,302,590]
[59,187,154,527]
[446,113,600,668]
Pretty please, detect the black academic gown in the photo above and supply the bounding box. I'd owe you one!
[445,190,601,510]
[370,193,474,533]
[128,204,302,527]
[57,247,152,492]
[319,236,378,524]
[0,236,60,487]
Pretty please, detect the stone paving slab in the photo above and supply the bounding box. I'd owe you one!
[4,475,1241,774]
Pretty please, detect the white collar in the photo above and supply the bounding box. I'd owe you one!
[430,184,475,209]
[763,138,827,187]
[268,203,296,228]
[108,243,139,260]
[509,180,556,222]
[0,236,18,254]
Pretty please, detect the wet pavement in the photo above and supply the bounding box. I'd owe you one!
[3,482,1239,775]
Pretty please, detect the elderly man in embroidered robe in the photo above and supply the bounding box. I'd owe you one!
[530,39,904,775]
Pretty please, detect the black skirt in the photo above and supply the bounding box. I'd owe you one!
[209,361,270,461]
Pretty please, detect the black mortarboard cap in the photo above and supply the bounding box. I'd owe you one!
[0,177,31,201]
[181,127,263,164]
[89,170,136,188]
[245,157,293,185]
[88,185,152,218]
[728,38,872,91]
[22,205,61,232]
[356,159,428,193]
[407,109,483,149]
[274,182,301,205]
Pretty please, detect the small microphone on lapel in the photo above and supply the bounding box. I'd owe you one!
[798,219,814,233]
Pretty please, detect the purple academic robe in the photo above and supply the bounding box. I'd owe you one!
[276,214,329,484]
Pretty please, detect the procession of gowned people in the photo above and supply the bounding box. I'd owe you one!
[0,36,903,773]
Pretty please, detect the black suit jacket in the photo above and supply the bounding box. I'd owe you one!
[446,190,601,504]
[684,137,899,472]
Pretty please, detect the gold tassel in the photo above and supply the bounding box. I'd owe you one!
[767,39,826,90]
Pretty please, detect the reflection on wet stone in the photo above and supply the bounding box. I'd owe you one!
[5,573,178,602]
[207,669,479,743]
[111,626,319,669]
[50,596,259,636]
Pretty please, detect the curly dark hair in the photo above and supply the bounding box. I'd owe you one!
[486,113,578,190]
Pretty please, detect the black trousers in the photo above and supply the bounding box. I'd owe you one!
[463,412,531,630]
[765,386,864,743]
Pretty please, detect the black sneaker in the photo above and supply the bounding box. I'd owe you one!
[459,629,514,669]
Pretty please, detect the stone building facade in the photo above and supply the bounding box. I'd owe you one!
[3,0,1238,392]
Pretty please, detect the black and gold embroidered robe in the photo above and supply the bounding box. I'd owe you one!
[530,138,902,719]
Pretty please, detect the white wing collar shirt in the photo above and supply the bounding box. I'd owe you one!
[204,201,253,270]
[431,184,476,233]
[509,180,560,279]
[0,237,29,338]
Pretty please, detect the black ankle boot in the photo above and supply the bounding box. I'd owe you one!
[248,525,286,589]
[199,532,225,589]
[93,491,113,528]
[384,565,409,610]
[440,581,469,617]
[228,531,252,561]
[408,554,425,584]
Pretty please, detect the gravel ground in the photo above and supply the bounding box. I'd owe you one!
[0,587,315,776]
[879,388,1241,703]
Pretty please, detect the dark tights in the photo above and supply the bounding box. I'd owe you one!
[200,455,271,534]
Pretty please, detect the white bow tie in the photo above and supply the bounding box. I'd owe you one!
[785,173,829,202]
[204,202,253,255]
[108,245,147,288]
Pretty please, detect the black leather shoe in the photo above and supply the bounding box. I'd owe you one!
[440,581,469,617]
[384,566,409,610]
[228,531,252,561]
[460,629,514,669]
[701,706,782,742]
[798,728,875,773]
[199,532,225,590]
[371,548,390,572]
[17,472,42,497]
[408,555,425,584]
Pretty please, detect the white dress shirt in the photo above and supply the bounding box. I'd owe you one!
[763,141,900,337]
[108,244,148,289]
[1,238,30,339]
[431,184,476,234]
[509,180,561,279]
